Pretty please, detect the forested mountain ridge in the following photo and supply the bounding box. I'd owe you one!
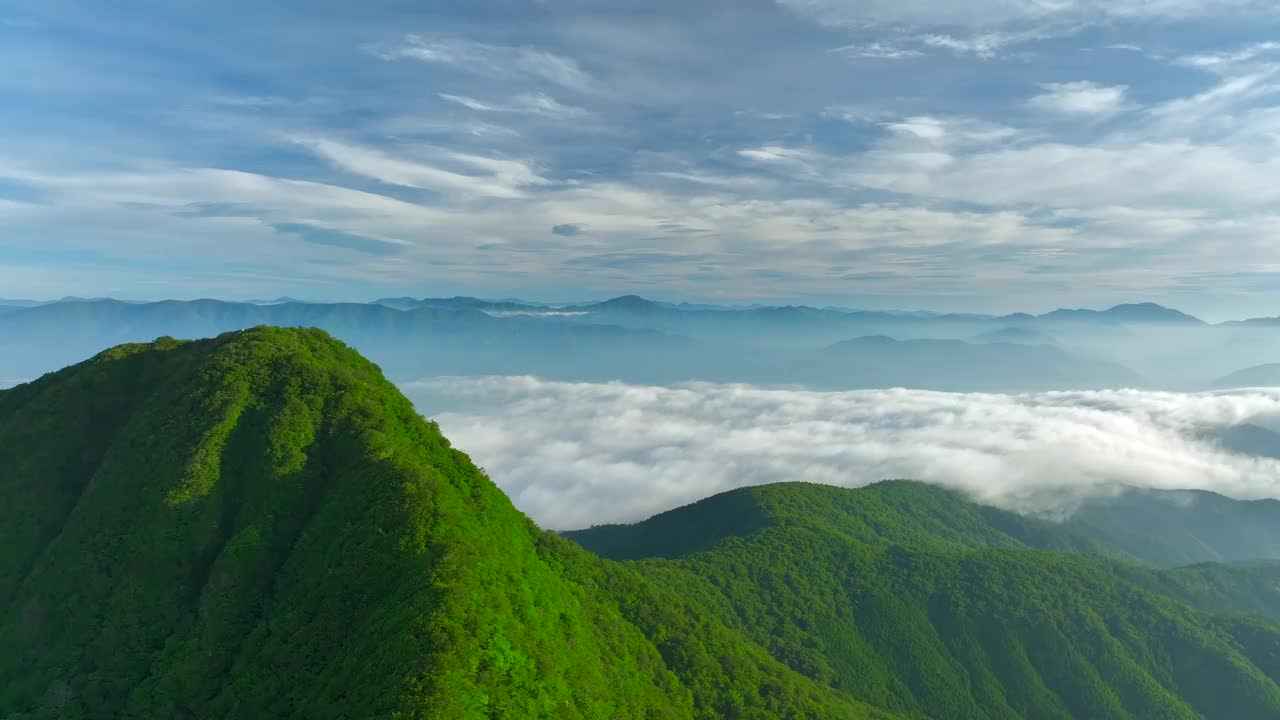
[568,482,1280,720]
[1063,486,1280,567]
[0,328,884,720]
[6,329,1280,719]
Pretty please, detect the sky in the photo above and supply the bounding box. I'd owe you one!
[405,376,1280,528]
[3,1,1280,318]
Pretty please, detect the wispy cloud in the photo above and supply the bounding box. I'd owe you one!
[736,145,814,163]
[0,162,442,254]
[1178,42,1280,73]
[829,42,923,60]
[291,137,547,199]
[373,35,595,93]
[1029,82,1131,117]
[405,376,1280,528]
[919,31,1040,59]
[438,92,589,118]
[883,115,1021,147]
[1144,69,1280,135]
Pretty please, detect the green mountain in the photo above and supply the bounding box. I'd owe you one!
[6,328,1280,720]
[1111,560,1280,623]
[1062,486,1280,567]
[0,328,881,720]
[568,482,1280,720]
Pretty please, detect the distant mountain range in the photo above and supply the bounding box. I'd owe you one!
[560,296,1210,326]
[7,295,1280,390]
[0,294,1238,323]
[0,297,1164,391]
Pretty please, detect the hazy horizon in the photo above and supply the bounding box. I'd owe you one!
[2,292,1278,324]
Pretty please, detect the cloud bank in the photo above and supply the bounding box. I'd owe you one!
[403,376,1280,529]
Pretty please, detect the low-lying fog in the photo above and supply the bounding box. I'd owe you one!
[405,377,1280,530]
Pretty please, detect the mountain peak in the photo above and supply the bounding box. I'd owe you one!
[1040,302,1203,325]
[565,480,1093,561]
[1,326,659,716]
[1103,302,1203,323]
[0,327,870,720]
[589,294,664,312]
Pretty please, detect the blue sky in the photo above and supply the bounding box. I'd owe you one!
[2,0,1280,318]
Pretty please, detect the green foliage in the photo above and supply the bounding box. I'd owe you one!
[569,482,1280,720]
[1062,489,1280,567]
[1112,559,1280,622]
[0,328,883,720]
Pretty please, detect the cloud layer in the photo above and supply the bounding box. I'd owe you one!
[5,2,1280,316]
[404,376,1280,529]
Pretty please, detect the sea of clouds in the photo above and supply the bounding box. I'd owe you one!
[401,376,1280,530]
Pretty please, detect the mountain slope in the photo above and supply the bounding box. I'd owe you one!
[0,328,882,720]
[968,327,1056,345]
[1062,487,1280,567]
[567,482,1280,720]
[1213,363,1280,387]
[1112,560,1280,623]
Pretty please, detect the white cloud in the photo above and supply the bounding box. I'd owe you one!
[404,376,1280,529]
[737,145,815,163]
[374,35,594,93]
[438,92,589,118]
[829,42,923,60]
[436,94,505,112]
[1178,42,1280,73]
[1144,69,1280,137]
[920,31,1037,59]
[884,115,1021,146]
[0,161,450,260]
[291,137,547,198]
[0,154,1083,299]
[846,132,1280,213]
[1029,81,1130,117]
